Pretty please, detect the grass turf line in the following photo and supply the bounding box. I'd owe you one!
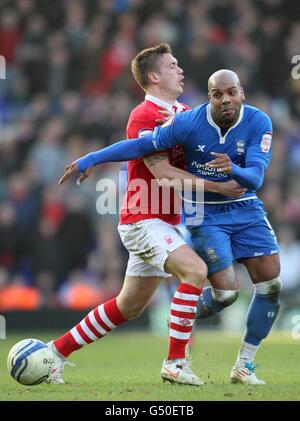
[1,331,299,401]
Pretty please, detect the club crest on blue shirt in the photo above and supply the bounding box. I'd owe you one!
[260,132,272,153]
[236,140,246,155]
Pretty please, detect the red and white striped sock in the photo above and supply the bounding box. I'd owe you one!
[168,282,202,360]
[53,298,126,358]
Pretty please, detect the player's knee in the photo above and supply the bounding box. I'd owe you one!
[180,261,208,287]
[117,296,145,320]
[254,277,281,303]
[212,288,239,307]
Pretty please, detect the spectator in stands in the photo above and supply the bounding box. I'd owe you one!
[0,0,299,309]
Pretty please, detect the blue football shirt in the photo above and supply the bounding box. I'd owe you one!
[150,103,272,203]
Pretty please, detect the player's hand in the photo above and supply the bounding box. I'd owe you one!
[206,152,232,174]
[155,109,175,125]
[58,161,93,185]
[76,167,93,185]
[217,180,247,198]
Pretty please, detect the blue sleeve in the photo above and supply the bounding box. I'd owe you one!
[245,111,273,169]
[76,112,188,172]
[231,111,273,190]
[231,163,265,190]
[77,134,157,172]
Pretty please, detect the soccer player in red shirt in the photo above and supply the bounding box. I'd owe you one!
[49,44,245,385]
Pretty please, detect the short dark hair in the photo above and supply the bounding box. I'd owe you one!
[131,43,172,91]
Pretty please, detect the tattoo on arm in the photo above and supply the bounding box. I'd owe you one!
[144,153,169,168]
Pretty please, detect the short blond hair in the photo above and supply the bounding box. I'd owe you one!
[131,43,172,91]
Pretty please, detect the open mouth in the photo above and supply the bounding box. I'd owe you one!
[222,108,235,115]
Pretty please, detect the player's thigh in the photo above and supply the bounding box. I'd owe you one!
[164,244,207,281]
[189,224,234,277]
[240,254,281,284]
[231,207,280,273]
[117,275,162,313]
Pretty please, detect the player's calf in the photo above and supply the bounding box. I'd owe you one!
[244,277,281,345]
[116,275,162,320]
[231,277,281,385]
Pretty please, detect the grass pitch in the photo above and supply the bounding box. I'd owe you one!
[0,331,299,401]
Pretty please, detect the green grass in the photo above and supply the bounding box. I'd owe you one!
[1,331,299,401]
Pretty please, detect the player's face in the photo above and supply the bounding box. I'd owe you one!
[208,81,245,127]
[156,53,184,98]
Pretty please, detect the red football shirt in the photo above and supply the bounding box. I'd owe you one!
[120,97,189,225]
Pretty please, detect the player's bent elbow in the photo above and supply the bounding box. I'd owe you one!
[157,175,179,187]
[239,178,262,191]
[233,164,265,191]
[156,169,185,190]
[251,177,264,191]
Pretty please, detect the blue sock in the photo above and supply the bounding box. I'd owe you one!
[196,287,225,319]
[244,292,280,346]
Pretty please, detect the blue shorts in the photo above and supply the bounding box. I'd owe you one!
[188,200,279,276]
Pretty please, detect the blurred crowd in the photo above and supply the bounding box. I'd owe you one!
[0,0,299,312]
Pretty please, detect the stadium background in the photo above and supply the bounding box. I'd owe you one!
[0,0,299,333]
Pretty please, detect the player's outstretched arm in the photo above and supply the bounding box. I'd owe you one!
[58,117,184,185]
[77,134,158,171]
[58,133,164,185]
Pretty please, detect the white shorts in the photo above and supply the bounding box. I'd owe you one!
[118,218,186,278]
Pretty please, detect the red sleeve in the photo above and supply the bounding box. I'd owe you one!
[126,102,190,141]
[126,108,170,158]
[126,106,159,139]
[127,119,156,139]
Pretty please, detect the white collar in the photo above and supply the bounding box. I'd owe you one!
[206,103,244,144]
[145,94,184,113]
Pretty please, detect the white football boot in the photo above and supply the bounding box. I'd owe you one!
[46,341,73,384]
[230,361,265,385]
[161,358,204,386]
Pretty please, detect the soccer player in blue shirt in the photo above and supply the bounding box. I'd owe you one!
[60,69,281,385]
